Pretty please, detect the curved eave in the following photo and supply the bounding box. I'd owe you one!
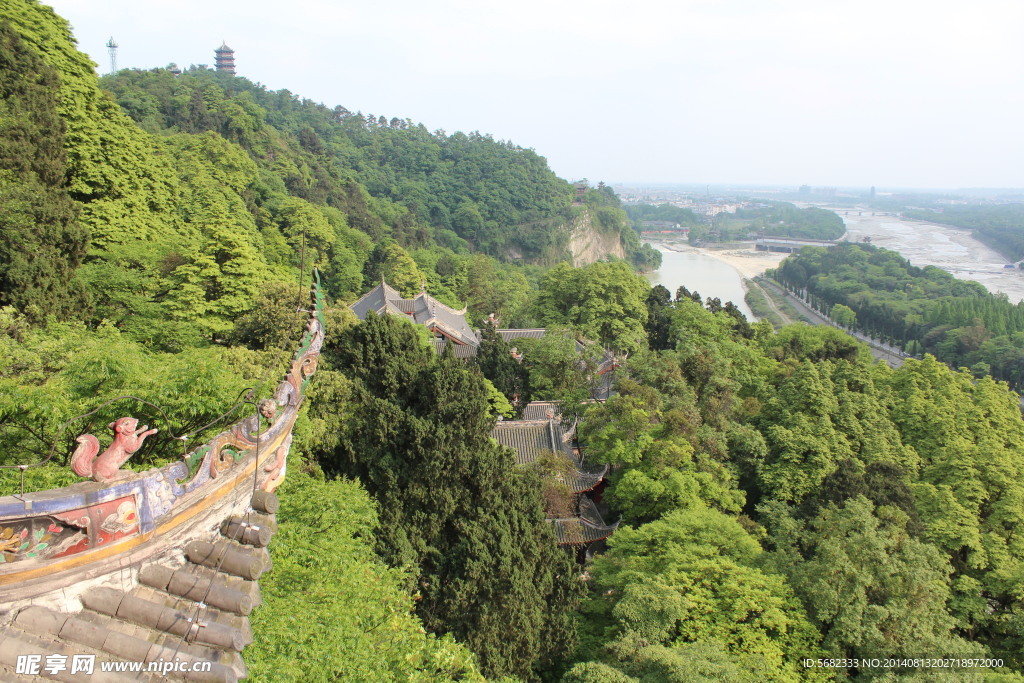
[550,517,620,546]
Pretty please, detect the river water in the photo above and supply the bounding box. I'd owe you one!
[644,244,756,320]
[642,208,1024,321]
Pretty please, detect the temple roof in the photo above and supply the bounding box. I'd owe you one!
[350,280,404,319]
[492,419,575,464]
[351,281,478,346]
[550,498,619,546]
[498,328,547,342]
[520,401,562,421]
[499,329,587,354]
[430,339,479,359]
[491,419,606,494]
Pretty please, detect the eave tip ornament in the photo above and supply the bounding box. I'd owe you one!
[69,417,158,483]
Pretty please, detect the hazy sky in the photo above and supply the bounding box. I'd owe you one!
[44,0,1024,190]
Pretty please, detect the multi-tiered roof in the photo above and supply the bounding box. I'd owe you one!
[351,280,479,347]
[214,42,236,75]
[492,405,618,548]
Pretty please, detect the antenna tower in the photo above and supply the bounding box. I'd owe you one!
[106,37,118,74]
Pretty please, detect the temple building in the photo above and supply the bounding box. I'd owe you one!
[351,280,478,347]
[350,281,619,553]
[350,280,622,389]
[214,42,236,75]
[492,405,618,553]
[491,418,608,495]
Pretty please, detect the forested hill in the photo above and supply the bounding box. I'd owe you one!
[1,0,651,346]
[0,3,634,679]
[625,201,845,243]
[101,66,578,261]
[98,63,663,271]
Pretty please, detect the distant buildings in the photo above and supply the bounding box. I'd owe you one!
[799,185,837,199]
[639,220,690,237]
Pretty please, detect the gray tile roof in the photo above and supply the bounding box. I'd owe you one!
[430,339,479,359]
[520,401,560,421]
[350,280,403,320]
[491,419,607,494]
[492,420,574,465]
[498,329,590,355]
[413,293,478,346]
[351,281,479,347]
[498,329,547,342]
[550,498,620,546]
[0,496,280,681]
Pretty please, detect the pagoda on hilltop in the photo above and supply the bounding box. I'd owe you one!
[215,42,236,74]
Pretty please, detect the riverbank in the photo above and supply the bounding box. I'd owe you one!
[698,244,789,279]
[644,240,787,320]
[649,239,789,279]
[644,241,752,317]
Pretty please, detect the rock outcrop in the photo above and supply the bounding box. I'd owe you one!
[567,207,626,266]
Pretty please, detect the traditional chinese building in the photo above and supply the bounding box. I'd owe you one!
[214,42,236,75]
[350,280,622,386]
[492,406,617,554]
[351,280,479,348]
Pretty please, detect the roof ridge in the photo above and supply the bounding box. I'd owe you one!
[349,280,391,310]
[421,292,467,316]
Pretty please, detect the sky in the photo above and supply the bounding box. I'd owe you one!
[43,0,1024,190]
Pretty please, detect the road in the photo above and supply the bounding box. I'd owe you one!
[759,279,909,368]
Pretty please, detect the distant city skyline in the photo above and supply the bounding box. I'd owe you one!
[44,0,1024,190]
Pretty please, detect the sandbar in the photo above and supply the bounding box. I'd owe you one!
[651,239,788,280]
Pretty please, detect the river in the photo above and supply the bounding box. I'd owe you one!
[642,208,1024,322]
[644,243,756,319]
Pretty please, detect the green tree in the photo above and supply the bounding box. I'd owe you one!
[246,462,485,682]
[313,313,581,680]
[830,303,857,328]
[475,320,530,411]
[577,507,821,682]
[362,239,427,297]
[535,261,649,354]
[763,496,980,672]
[0,21,88,321]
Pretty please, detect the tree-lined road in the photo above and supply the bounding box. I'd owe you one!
[759,279,908,368]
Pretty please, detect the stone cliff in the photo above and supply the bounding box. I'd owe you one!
[567,207,626,266]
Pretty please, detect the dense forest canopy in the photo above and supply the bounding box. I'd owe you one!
[99,65,662,270]
[4,1,1024,680]
[730,203,845,240]
[774,242,1024,388]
